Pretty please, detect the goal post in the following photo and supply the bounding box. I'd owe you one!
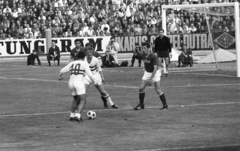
[161,2,240,77]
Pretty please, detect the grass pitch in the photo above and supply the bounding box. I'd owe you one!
[0,60,239,151]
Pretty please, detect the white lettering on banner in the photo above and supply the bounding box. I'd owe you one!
[116,36,124,52]
[0,37,111,57]
[183,34,188,48]
[168,35,173,47]
[134,36,138,45]
[189,34,195,49]
[208,34,212,48]
[141,36,148,44]
[150,35,156,45]
[2,33,234,57]
[177,35,181,48]
[196,34,200,49]
[129,36,135,51]
[172,35,178,48]
[201,34,207,49]
[123,36,129,51]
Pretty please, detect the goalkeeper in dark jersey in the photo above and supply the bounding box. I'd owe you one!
[134,42,168,110]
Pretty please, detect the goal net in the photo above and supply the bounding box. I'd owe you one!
[161,2,240,77]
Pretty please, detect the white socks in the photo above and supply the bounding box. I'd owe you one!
[70,112,81,119]
[106,96,114,106]
[75,113,81,119]
[70,112,75,118]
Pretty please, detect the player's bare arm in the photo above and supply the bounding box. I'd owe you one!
[59,63,72,80]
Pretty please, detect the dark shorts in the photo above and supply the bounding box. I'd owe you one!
[157,51,169,58]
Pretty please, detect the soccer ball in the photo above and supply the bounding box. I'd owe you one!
[86,111,96,120]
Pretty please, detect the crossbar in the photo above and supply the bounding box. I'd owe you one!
[162,2,235,9]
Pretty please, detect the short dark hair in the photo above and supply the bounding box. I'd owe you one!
[86,42,93,48]
[110,36,115,40]
[75,39,81,44]
[159,29,164,32]
[142,42,151,48]
[77,51,86,59]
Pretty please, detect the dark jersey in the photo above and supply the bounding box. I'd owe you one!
[142,53,159,73]
[70,46,88,60]
[154,36,171,57]
[27,53,41,65]
[70,47,81,61]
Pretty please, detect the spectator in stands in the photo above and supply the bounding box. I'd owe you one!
[178,44,193,67]
[101,19,110,32]
[175,25,183,33]
[182,0,189,4]
[0,0,234,40]
[0,29,4,39]
[223,26,230,32]
[3,5,12,14]
[6,34,13,40]
[182,24,190,33]
[134,24,142,35]
[27,48,41,66]
[189,23,197,33]
[199,25,207,33]
[103,27,111,36]
[47,40,61,66]
[230,22,235,31]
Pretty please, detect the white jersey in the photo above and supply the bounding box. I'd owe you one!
[60,60,94,84]
[84,56,102,75]
[84,56,103,85]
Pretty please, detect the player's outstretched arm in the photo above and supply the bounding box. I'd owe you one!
[59,62,72,80]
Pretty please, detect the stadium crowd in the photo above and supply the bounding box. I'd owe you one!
[0,0,236,40]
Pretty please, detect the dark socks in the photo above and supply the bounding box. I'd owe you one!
[159,93,167,106]
[139,92,145,105]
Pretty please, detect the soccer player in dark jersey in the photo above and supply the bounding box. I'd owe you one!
[70,40,87,61]
[134,42,168,110]
[154,29,172,77]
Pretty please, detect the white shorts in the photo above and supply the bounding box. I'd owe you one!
[69,81,85,96]
[142,69,161,82]
[84,72,102,85]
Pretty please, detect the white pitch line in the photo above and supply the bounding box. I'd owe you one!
[177,72,236,78]
[137,144,240,151]
[0,101,239,118]
[0,76,240,89]
[0,76,62,83]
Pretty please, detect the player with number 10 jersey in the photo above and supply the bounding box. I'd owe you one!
[61,59,95,95]
[59,51,96,122]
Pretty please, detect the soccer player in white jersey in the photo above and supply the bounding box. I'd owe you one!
[59,51,96,122]
[84,48,118,109]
